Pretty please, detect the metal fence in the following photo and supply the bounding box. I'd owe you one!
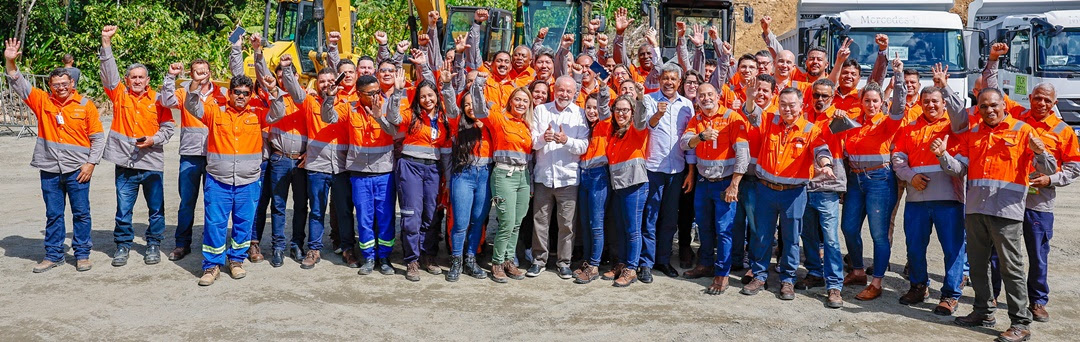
[0,74,44,138]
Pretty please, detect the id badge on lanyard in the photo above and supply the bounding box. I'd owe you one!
[430,115,439,140]
[56,113,65,125]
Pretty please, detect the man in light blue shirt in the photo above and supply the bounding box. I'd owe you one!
[638,62,695,282]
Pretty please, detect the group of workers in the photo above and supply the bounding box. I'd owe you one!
[4,8,1076,342]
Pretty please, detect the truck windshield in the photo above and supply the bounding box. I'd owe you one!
[843,29,966,72]
[1037,28,1080,71]
[524,1,581,55]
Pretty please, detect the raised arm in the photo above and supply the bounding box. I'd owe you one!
[159,63,182,109]
[828,38,852,85]
[183,68,214,120]
[279,54,307,104]
[888,57,906,119]
[229,38,244,78]
[598,81,612,121]
[327,31,341,70]
[760,16,782,59]
[710,41,733,91]
[869,34,889,86]
[612,7,634,66]
[98,25,121,93]
[532,28,549,57]
[465,10,487,70]
[3,38,31,100]
[470,74,491,119]
[440,61,460,120]
[424,11,444,71]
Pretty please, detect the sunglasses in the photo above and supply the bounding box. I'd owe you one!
[360,89,381,97]
[233,89,252,97]
[378,67,396,73]
[812,93,832,99]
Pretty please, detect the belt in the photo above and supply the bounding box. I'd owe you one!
[759,179,804,191]
[402,155,437,165]
[701,175,733,183]
[273,149,303,160]
[848,163,889,173]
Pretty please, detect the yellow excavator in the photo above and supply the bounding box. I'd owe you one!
[243,0,356,86]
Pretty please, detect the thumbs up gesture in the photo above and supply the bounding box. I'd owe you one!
[544,123,556,142]
[931,135,949,157]
[1029,134,1047,154]
[554,125,568,144]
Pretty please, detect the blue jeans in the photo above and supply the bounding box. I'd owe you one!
[731,175,758,266]
[113,166,165,249]
[201,176,259,269]
[694,178,737,276]
[905,200,966,299]
[751,182,807,284]
[307,171,352,252]
[175,155,206,249]
[802,191,844,290]
[253,160,272,243]
[450,165,491,257]
[614,183,648,269]
[265,154,308,251]
[841,167,898,279]
[641,170,685,268]
[351,171,396,260]
[578,166,609,266]
[41,170,92,261]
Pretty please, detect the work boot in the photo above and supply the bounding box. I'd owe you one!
[446,256,462,282]
[358,258,375,275]
[826,289,844,308]
[301,250,321,269]
[289,245,304,263]
[795,275,825,290]
[1030,304,1050,322]
[33,259,63,273]
[899,283,929,305]
[377,257,395,275]
[613,268,638,287]
[638,267,654,284]
[144,245,161,265]
[112,246,130,267]
[421,255,442,275]
[75,259,92,272]
[463,255,487,279]
[954,311,997,327]
[997,326,1031,342]
[779,282,796,300]
[168,247,190,261]
[227,260,246,279]
[682,265,713,279]
[503,260,525,280]
[270,249,285,267]
[405,261,421,282]
[342,248,360,268]
[705,276,729,295]
[934,297,960,316]
[491,263,508,283]
[573,264,599,284]
[248,241,264,263]
[741,278,767,296]
[601,263,625,281]
[198,266,221,286]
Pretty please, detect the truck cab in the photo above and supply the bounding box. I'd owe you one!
[779,0,970,104]
[657,0,740,60]
[968,0,1080,128]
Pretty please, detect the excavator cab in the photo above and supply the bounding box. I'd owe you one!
[657,0,741,60]
[246,0,356,86]
[441,7,515,61]
[523,0,586,56]
[274,1,323,74]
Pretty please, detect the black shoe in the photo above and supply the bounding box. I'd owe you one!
[289,245,304,263]
[954,311,997,327]
[144,245,161,265]
[463,255,487,279]
[446,256,462,282]
[795,275,825,290]
[112,246,130,267]
[557,266,573,279]
[638,267,654,284]
[377,258,395,275]
[358,258,375,275]
[270,249,285,267]
[655,264,679,278]
[525,264,544,277]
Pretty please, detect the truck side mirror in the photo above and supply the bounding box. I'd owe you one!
[743,6,754,24]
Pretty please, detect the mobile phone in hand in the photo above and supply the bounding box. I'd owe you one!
[228,26,247,45]
[589,61,610,81]
[334,72,347,86]
[136,137,147,143]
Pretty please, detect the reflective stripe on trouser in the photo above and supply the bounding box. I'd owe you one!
[641,170,686,269]
[490,167,530,264]
[905,200,966,299]
[41,170,92,262]
[351,171,396,260]
[201,175,259,270]
[175,156,206,249]
[750,182,807,284]
[802,191,844,290]
[694,178,737,277]
[396,158,440,264]
[450,165,492,257]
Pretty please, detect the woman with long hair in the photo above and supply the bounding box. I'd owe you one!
[442,72,492,282]
[602,85,651,287]
[529,80,551,107]
[471,74,533,283]
[573,81,612,284]
[396,80,452,282]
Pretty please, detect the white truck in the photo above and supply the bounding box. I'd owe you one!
[777,0,970,101]
[967,0,1080,130]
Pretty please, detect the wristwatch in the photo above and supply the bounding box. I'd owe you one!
[698,132,706,141]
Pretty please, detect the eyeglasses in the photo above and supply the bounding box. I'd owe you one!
[684,80,700,86]
[359,89,381,97]
[378,67,396,73]
[232,89,252,97]
[614,108,633,113]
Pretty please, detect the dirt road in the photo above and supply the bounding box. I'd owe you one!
[1,133,1077,341]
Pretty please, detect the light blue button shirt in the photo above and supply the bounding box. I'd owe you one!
[643,91,695,174]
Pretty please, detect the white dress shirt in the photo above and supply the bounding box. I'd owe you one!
[532,101,590,188]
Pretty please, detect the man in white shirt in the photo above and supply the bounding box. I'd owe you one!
[528,76,590,279]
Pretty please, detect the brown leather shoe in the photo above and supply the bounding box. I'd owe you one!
[613,268,637,287]
[899,284,929,305]
[490,263,508,283]
[248,241,264,263]
[601,263,626,280]
[740,278,767,296]
[503,261,525,280]
[405,261,420,282]
[76,259,92,272]
[682,265,713,279]
[826,289,844,308]
[997,326,1031,342]
[227,260,246,279]
[953,311,996,327]
[32,259,63,273]
[934,297,960,316]
[168,247,191,261]
[420,255,442,275]
[301,250,321,269]
[198,266,220,286]
[855,284,882,301]
[574,264,599,284]
[779,282,796,300]
[843,271,867,286]
[705,276,728,295]
[342,248,360,268]
[1030,304,1049,322]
